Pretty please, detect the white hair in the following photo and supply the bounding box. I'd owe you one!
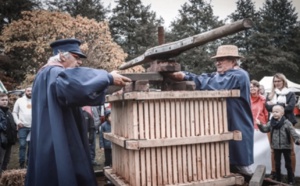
[47,52,71,63]
[236,59,242,66]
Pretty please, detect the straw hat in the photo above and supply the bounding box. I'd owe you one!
[211,45,243,59]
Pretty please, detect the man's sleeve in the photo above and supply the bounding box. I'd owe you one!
[12,99,20,125]
[99,125,104,148]
[284,92,296,112]
[56,67,113,106]
[0,111,7,131]
[183,71,197,81]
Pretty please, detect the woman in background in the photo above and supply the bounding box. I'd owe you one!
[265,73,297,179]
[250,80,268,129]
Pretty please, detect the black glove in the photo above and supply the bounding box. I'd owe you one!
[296,140,300,145]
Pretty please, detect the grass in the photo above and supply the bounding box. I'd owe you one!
[7,133,105,171]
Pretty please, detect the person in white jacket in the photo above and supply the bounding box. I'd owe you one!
[12,86,32,168]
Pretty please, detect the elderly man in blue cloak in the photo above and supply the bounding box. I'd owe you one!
[26,39,131,186]
[169,45,254,175]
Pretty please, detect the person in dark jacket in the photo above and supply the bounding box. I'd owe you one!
[0,92,17,174]
[99,110,112,167]
[265,73,297,178]
[81,106,96,165]
[257,105,300,185]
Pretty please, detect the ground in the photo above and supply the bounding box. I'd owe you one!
[8,134,104,170]
[5,118,300,185]
[8,133,105,171]
[6,133,106,185]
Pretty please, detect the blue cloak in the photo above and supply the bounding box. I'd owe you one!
[26,66,113,186]
[189,69,254,166]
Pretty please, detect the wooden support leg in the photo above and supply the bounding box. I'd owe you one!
[249,165,266,186]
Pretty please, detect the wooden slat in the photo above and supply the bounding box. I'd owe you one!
[112,144,117,175]
[121,103,127,181]
[195,100,201,181]
[166,100,173,184]
[114,101,122,177]
[222,100,231,176]
[106,131,241,149]
[171,100,178,184]
[205,99,212,180]
[138,101,146,186]
[124,147,129,182]
[155,100,163,186]
[106,90,240,102]
[176,100,183,183]
[122,72,163,81]
[185,100,192,181]
[189,100,197,181]
[149,101,157,186]
[218,100,225,177]
[123,102,129,182]
[164,175,244,186]
[110,102,117,176]
[209,99,215,179]
[181,99,187,183]
[129,102,139,186]
[161,100,168,185]
[104,168,130,186]
[200,100,206,180]
[144,101,151,186]
[213,99,220,178]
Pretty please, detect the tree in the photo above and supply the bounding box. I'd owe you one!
[167,0,223,74]
[249,0,299,81]
[0,0,40,33]
[0,54,16,90]
[109,0,163,61]
[0,10,143,86]
[45,0,109,22]
[224,0,260,78]
[288,22,300,82]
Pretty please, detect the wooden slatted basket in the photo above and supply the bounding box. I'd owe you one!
[104,90,244,186]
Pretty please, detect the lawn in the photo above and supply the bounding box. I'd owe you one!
[7,133,105,171]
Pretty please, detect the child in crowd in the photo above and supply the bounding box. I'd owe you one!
[257,105,300,185]
[99,110,112,167]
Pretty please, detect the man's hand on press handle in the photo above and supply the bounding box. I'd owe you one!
[165,71,185,81]
[110,71,131,86]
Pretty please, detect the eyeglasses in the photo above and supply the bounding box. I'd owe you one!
[273,80,282,83]
[215,59,228,64]
[216,57,230,62]
[215,57,234,64]
[70,53,80,60]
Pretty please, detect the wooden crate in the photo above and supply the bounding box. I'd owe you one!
[104,90,244,186]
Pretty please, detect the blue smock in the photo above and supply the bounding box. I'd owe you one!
[26,66,113,186]
[187,69,254,166]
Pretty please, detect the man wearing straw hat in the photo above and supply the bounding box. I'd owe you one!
[169,45,254,175]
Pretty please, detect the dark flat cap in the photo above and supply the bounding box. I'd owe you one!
[50,38,87,58]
